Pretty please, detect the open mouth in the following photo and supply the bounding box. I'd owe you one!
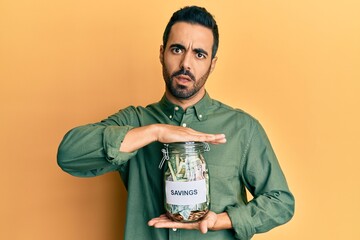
[175,75,192,84]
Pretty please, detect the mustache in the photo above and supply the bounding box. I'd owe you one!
[171,68,196,81]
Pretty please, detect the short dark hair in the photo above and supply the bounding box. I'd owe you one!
[163,6,219,59]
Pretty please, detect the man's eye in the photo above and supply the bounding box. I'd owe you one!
[196,53,206,59]
[172,48,183,54]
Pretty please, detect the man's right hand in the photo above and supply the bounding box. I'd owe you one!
[155,124,226,145]
[120,124,226,153]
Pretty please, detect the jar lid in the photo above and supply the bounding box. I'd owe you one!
[167,142,210,153]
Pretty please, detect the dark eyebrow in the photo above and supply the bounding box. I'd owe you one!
[169,44,186,50]
[194,48,209,57]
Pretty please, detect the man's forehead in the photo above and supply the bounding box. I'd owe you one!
[167,22,213,49]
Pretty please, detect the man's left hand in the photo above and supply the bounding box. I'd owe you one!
[148,211,218,234]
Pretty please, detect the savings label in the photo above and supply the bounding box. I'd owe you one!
[165,179,207,205]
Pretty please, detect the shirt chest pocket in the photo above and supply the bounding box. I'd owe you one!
[207,163,240,211]
[207,164,238,180]
[207,164,239,193]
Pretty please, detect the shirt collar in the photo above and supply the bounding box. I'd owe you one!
[159,92,211,121]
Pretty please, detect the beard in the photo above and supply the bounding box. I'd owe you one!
[162,65,211,100]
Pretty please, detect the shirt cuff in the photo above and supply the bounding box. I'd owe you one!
[103,125,138,165]
[225,204,256,240]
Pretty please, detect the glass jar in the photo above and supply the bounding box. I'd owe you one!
[160,142,210,222]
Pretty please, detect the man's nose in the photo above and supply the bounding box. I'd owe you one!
[180,51,192,70]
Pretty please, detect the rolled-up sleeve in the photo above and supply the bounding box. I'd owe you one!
[57,123,137,177]
[103,125,138,164]
[226,121,295,239]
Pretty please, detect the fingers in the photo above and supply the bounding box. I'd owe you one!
[148,215,197,230]
[156,124,226,144]
[196,134,226,145]
[204,133,227,144]
[147,214,168,227]
[148,211,218,234]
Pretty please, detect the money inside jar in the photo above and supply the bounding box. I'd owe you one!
[161,142,210,222]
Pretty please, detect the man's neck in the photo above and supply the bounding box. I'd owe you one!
[165,89,206,110]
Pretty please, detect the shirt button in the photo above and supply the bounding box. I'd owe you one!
[174,106,179,111]
[182,123,187,127]
[169,115,172,119]
[199,114,203,118]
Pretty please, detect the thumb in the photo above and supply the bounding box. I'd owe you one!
[199,212,217,234]
[199,220,209,234]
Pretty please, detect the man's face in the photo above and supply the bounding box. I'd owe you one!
[160,22,217,100]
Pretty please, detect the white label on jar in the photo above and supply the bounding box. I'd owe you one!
[165,179,207,205]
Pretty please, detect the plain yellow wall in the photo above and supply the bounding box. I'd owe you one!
[1,0,359,239]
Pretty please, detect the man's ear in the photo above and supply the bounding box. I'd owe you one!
[210,56,218,73]
[159,45,164,64]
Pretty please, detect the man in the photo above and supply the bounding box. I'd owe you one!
[58,6,294,240]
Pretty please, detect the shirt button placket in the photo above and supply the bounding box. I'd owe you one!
[181,109,194,128]
[169,228,181,240]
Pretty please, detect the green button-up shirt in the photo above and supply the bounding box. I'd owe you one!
[57,93,294,240]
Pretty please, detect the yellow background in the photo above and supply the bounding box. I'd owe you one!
[1,0,359,239]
